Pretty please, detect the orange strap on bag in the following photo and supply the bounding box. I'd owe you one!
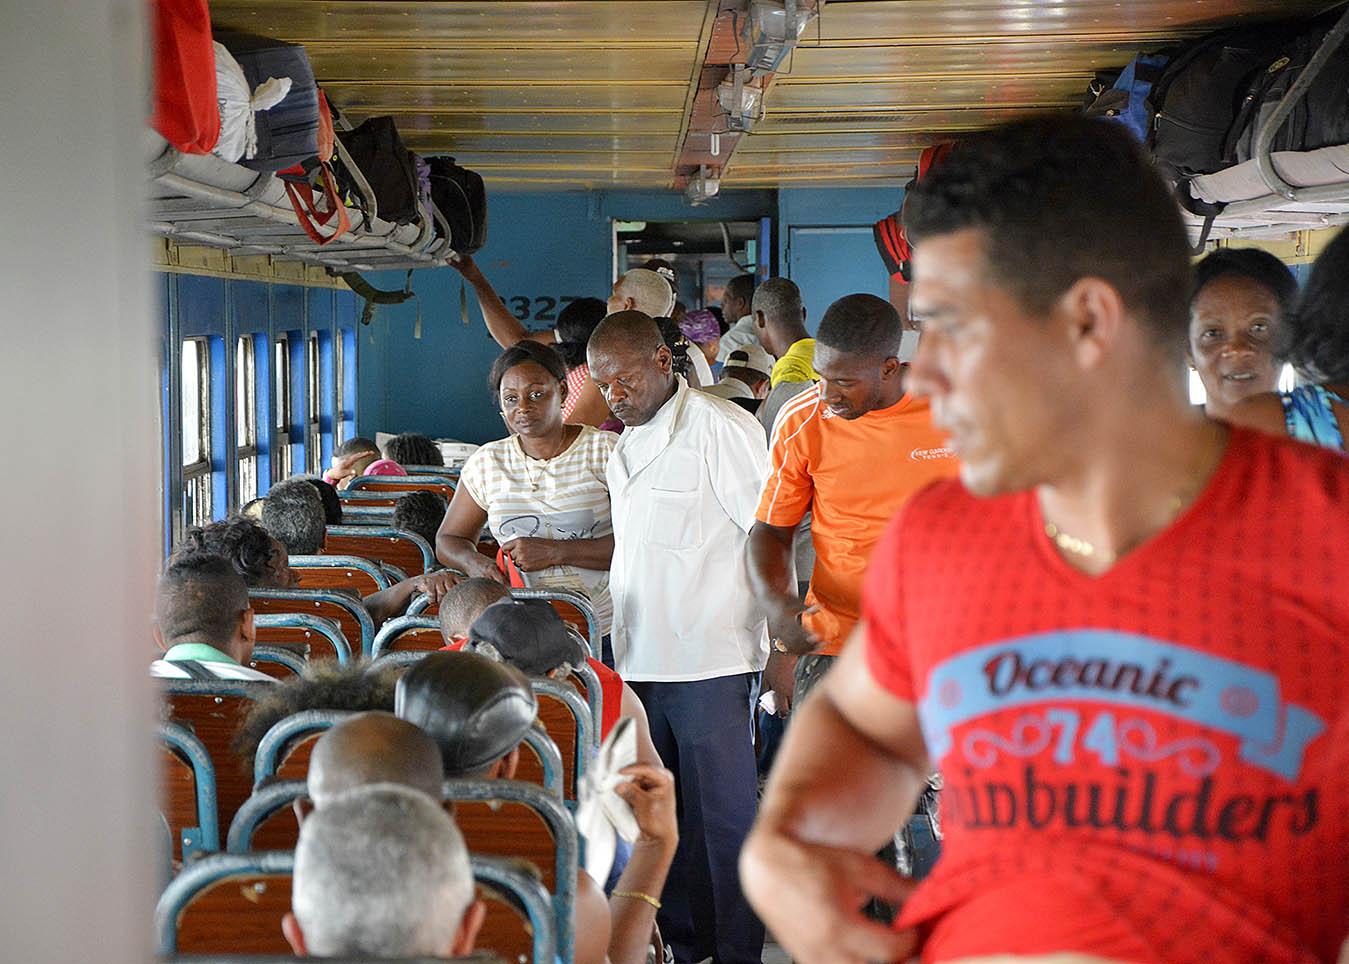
[282,90,351,245]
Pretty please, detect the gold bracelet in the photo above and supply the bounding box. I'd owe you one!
[612,890,661,910]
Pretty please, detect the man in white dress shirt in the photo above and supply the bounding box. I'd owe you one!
[588,311,769,964]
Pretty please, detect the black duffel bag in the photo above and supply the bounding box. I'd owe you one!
[426,155,488,254]
[333,116,420,226]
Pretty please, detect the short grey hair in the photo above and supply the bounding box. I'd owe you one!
[262,478,326,555]
[292,783,474,957]
[615,268,676,317]
[751,277,803,327]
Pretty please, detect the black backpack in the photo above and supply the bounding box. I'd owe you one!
[426,155,488,254]
[1146,20,1302,182]
[333,116,420,226]
[1228,10,1349,163]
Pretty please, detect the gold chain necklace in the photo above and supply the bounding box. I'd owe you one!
[1044,493,1186,564]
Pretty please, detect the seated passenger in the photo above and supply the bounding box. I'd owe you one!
[262,478,325,556]
[1188,248,1296,420]
[460,597,660,763]
[283,783,484,958]
[435,342,616,649]
[300,476,342,526]
[396,650,677,964]
[700,344,773,414]
[305,711,444,809]
[383,431,444,468]
[150,552,274,681]
[233,661,404,770]
[392,490,449,549]
[434,576,510,644]
[1229,226,1349,453]
[323,437,380,488]
[180,516,298,589]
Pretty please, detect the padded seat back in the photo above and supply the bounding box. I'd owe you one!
[249,589,373,658]
[288,554,390,596]
[161,681,269,837]
[324,525,435,576]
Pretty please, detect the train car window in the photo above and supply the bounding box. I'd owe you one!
[305,331,322,475]
[273,336,292,479]
[235,335,259,504]
[181,337,211,528]
[336,327,357,446]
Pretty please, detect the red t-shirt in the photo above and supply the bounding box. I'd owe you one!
[862,428,1349,963]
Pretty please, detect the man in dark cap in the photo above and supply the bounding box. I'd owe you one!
[462,597,660,763]
[394,650,538,780]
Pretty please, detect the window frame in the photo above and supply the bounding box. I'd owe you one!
[273,335,293,480]
[181,336,212,529]
[235,334,259,505]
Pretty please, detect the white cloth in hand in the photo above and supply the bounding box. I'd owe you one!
[575,717,640,884]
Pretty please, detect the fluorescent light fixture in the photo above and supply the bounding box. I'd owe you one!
[685,165,720,204]
[716,65,764,132]
[741,0,816,76]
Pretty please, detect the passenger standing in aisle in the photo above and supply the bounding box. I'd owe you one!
[741,114,1349,964]
[588,311,769,964]
[748,292,957,713]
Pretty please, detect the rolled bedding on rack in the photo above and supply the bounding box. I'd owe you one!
[1189,143,1349,205]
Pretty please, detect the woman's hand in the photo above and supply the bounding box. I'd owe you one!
[500,537,560,572]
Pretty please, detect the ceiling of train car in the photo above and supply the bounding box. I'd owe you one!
[206,0,1337,192]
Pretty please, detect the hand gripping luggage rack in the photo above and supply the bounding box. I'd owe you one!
[146,129,453,272]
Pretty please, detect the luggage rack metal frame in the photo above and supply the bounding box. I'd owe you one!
[146,132,453,272]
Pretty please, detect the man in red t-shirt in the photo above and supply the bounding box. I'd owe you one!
[748,292,957,714]
[741,116,1349,964]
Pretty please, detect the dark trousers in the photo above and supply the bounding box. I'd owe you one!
[628,673,765,964]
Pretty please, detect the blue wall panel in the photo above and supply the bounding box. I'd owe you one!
[355,189,777,444]
[777,187,904,334]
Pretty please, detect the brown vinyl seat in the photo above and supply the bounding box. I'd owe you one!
[249,589,373,659]
[154,849,552,964]
[324,525,436,576]
[160,679,271,842]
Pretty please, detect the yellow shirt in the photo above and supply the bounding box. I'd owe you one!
[769,337,817,387]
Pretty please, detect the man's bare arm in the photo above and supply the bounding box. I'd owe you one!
[740,621,929,964]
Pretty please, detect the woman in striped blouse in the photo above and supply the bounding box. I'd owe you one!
[435,341,618,636]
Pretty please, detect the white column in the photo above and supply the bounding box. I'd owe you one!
[0,0,157,960]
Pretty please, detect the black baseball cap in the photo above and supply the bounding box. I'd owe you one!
[468,598,589,677]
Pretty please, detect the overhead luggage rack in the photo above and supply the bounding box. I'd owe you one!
[146,131,450,272]
[1178,4,1349,243]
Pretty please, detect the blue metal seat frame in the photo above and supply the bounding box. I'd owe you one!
[370,614,441,658]
[218,781,566,964]
[325,524,437,574]
[159,721,220,858]
[252,612,353,664]
[252,710,358,787]
[288,553,394,591]
[248,588,375,657]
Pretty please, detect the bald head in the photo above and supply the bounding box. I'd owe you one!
[608,268,676,317]
[308,712,444,808]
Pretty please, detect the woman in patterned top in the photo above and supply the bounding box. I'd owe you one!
[1230,227,1349,453]
[434,341,618,634]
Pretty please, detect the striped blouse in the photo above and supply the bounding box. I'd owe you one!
[458,424,618,633]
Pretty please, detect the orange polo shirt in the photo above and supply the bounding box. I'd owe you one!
[755,384,957,656]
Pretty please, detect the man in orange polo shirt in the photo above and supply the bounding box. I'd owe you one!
[748,293,958,713]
